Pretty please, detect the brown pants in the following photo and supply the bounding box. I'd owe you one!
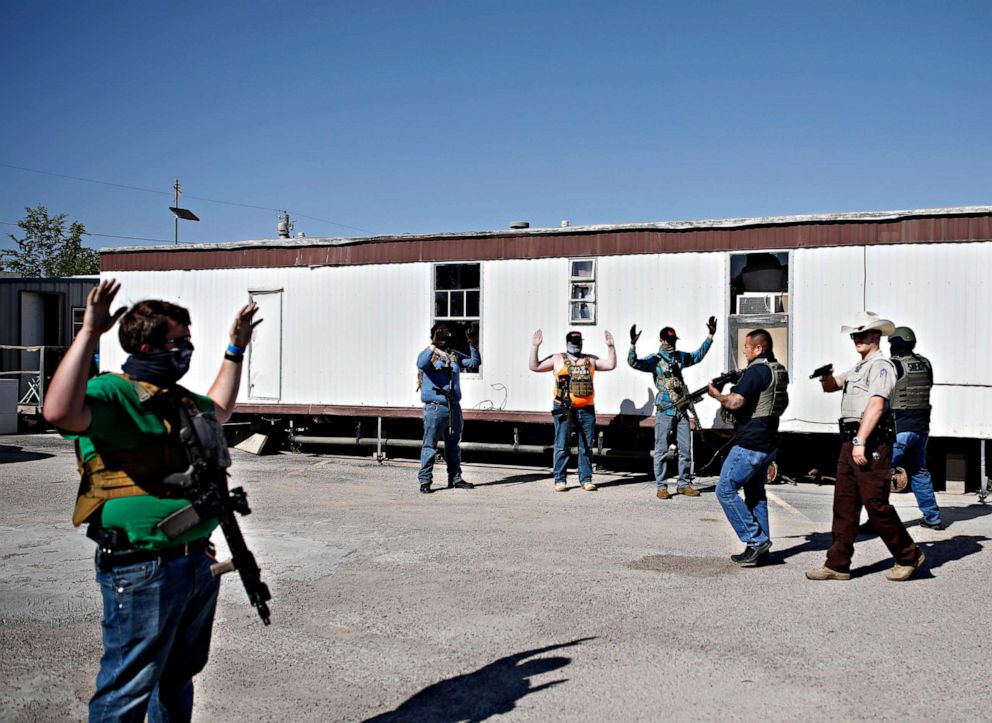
[825,440,918,574]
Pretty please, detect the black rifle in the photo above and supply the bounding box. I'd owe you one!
[809,363,833,380]
[658,369,744,413]
[437,355,456,436]
[154,396,272,625]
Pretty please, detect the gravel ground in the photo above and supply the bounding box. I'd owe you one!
[1,432,990,722]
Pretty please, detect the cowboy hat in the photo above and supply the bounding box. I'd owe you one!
[840,311,895,336]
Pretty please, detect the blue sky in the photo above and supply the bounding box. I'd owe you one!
[1,1,990,250]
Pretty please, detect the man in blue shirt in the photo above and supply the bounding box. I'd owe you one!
[416,321,481,494]
[628,317,716,498]
[707,329,789,565]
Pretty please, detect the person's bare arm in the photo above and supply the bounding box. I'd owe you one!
[43,280,126,432]
[529,329,555,372]
[207,302,260,424]
[594,330,617,371]
[708,385,746,410]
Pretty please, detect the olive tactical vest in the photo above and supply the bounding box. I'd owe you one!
[890,353,932,411]
[750,358,790,418]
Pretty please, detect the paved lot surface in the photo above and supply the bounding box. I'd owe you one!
[2,432,991,722]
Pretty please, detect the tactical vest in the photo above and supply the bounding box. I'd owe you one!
[654,355,688,409]
[890,353,932,411]
[555,355,595,407]
[72,374,212,527]
[750,359,790,418]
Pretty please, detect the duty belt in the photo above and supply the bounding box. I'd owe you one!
[837,418,894,445]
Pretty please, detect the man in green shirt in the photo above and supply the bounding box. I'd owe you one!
[44,278,259,722]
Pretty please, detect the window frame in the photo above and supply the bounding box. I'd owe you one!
[568,258,597,325]
[431,262,483,373]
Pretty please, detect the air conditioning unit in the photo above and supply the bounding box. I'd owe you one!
[735,292,787,315]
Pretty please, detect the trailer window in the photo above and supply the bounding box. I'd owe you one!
[72,307,85,338]
[728,251,790,370]
[433,263,482,362]
[569,259,596,324]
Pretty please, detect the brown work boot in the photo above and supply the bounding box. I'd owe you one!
[656,488,671,500]
[886,550,926,581]
[805,565,851,581]
[680,486,701,497]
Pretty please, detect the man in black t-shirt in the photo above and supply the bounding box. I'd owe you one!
[707,329,789,565]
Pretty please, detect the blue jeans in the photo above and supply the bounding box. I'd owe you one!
[716,445,776,546]
[552,403,596,484]
[419,402,463,485]
[654,411,692,489]
[89,550,220,722]
[892,430,941,525]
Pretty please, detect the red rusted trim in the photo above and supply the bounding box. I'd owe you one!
[102,215,992,272]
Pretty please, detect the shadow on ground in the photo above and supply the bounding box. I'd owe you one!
[362,637,596,722]
[0,445,55,464]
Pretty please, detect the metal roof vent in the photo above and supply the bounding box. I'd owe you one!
[510,221,530,229]
[561,219,570,227]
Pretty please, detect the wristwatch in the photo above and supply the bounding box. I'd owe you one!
[851,437,865,446]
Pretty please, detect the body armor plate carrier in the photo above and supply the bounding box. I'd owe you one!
[890,353,932,411]
[559,355,594,399]
[72,374,227,526]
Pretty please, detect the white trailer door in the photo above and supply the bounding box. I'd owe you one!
[247,289,283,401]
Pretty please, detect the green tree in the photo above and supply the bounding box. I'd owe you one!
[1,205,99,276]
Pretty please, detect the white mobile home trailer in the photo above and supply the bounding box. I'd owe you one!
[99,207,992,480]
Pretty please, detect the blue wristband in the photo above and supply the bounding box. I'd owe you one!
[227,344,246,356]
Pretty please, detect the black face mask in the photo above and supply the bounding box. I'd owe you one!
[122,338,194,387]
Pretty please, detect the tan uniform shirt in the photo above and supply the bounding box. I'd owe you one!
[835,351,897,422]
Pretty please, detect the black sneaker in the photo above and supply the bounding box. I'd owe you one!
[734,540,772,565]
[449,480,475,489]
[920,520,944,530]
[730,546,752,563]
[419,483,433,494]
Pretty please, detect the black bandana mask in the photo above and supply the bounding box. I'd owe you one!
[122,338,194,387]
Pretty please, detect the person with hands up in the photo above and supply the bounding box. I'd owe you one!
[628,316,716,499]
[530,328,616,492]
[44,280,262,722]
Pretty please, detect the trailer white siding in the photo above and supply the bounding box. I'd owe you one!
[101,239,992,438]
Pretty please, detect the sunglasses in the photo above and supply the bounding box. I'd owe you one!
[849,331,873,341]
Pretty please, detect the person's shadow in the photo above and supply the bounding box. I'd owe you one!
[474,472,552,488]
[363,637,595,722]
[0,445,54,464]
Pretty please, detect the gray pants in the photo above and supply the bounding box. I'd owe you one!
[654,411,692,489]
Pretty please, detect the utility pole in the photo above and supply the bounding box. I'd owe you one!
[173,179,181,245]
[168,178,199,244]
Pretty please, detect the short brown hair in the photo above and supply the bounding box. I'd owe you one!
[118,300,191,353]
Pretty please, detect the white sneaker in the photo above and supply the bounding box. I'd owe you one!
[582,482,597,492]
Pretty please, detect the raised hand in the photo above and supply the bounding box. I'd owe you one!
[629,324,641,345]
[83,279,127,337]
[532,329,543,347]
[604,330,615,347]
[706,316,718,335]
[230,302,262,348]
